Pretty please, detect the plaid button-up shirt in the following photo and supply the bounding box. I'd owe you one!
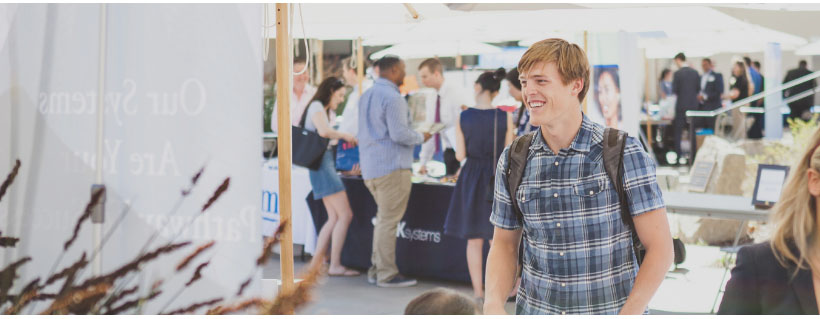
[490,115,665,315]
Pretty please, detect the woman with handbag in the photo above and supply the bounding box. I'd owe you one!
[303,77,360,276]
[444,68,514,300]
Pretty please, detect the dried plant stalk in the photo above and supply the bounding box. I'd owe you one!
[181,166,205,196]
[0,257,32,306]
[235,278,252,297]
[0,159,20,203]
[64,187,106,250]
[40,282,111,315]
[74,241,190,293]
[0,236,19,248]
[4,277,40,315]
[259,254,324,315]
[185,261,209,287]
[105,290,161,315]
[201,177,230,212]
[257,219,288,266]
[45,252,88,286]
[207,297,267,315]
[100,285,138,313]
[176,240,215,271]
[161,297,223,315]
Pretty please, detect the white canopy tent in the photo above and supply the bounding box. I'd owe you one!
[263,3,456,40]
[262,5,806,61]
[796,40,820,56]
[369,40,501,59]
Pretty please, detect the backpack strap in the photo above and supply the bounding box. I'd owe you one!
[507,131,536,222]
[602,128,634,232]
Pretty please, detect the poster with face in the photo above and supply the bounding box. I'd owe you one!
[589,65,622,129]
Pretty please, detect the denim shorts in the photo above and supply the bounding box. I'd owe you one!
[309,150,345,199]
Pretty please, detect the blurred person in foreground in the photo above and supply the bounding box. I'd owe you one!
[718,127,820,315]
[484,38,673,315]
[358,56,431,288]
[405,288,481,315]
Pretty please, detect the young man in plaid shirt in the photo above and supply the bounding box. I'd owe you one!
[484,39,674,315]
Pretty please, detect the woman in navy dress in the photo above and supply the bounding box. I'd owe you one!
[445,68,514,299]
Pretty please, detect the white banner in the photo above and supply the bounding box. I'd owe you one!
[0,4,263,313]
[261,159,316,254]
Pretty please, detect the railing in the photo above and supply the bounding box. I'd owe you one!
[681,69,820,165]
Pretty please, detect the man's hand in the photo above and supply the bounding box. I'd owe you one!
[341,163,361,176]
[417,165,428,175]
[423,132,433,142]
[697,94,704,103]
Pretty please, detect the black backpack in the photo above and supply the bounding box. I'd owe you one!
[506,128,647,265]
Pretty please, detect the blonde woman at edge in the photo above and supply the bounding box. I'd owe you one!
[718,127,820,315]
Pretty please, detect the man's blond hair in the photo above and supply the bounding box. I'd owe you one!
[518,38,590,103]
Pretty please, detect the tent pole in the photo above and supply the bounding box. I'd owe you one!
[315,40,323,82]
[403,3,419,19]
[583,30,588,115]
[92,3,108,277]
[357,37,363,97]
[275,3,295,303]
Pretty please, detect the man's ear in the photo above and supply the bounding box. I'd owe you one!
[571,78,584,95]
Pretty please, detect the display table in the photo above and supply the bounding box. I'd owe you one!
[663,191,770,248]
[307,176,483,283]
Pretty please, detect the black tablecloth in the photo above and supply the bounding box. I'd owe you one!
[307,176,488,283]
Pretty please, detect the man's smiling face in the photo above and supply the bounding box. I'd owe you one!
[519,61,584,127]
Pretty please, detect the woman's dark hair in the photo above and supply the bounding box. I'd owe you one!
[476,67,507,93]
[505,67,521,90]
[310,76,346,108]
[734,61,747,78]
[659,68,671,82]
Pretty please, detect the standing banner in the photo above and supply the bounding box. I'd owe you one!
[587,32,641,136]
[0,4,263,313]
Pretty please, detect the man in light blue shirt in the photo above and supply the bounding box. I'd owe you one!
[358,56,431,288]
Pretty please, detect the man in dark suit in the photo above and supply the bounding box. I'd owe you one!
[783,60,817,120]
[671,52,700,162]
[697,58,724,131]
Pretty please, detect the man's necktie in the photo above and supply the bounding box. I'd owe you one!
[434,94,441,154]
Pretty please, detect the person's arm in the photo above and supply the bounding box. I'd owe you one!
[311,110,356,144]
[484,147,522,315]
[418,134,435,170]
[672,72,680,96]
[617,138,673,315]
[484,227,522,315]
[385,96,425,146]
[717,246,761,314]
[618,208,674,315]
[455,115,466,162]
[746,70,755,97]
[715,74,724,100]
